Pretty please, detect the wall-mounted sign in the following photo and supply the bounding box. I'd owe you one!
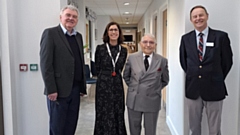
[30,64,38,71]
[20,64,28,72]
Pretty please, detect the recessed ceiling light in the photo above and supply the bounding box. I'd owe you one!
[124,2,130,6]
[126,22,129,24]
[123,12,132,15]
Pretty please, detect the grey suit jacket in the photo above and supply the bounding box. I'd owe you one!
[40,25,86,97]
[123,51,169,112]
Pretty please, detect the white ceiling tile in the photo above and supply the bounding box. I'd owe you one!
[85,0,154,25]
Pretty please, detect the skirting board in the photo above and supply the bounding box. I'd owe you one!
[166,116,180,135]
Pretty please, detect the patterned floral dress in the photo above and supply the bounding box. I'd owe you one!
[94,43,127,135]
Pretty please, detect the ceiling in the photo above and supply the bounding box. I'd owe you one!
[84,0,154,25]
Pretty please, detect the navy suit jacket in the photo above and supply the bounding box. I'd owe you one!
[40,25,86,97]
[180,28,233,101]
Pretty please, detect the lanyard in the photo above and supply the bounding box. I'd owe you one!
[106,43,121,75]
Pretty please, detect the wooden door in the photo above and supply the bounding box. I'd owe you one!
[162,9,167,108]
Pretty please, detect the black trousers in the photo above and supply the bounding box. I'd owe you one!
[47,83,81,135]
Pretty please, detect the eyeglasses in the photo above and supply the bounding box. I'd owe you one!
[109,28,119,32]
[142,40,155,45]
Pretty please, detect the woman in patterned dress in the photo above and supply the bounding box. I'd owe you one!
[93,22,127,135]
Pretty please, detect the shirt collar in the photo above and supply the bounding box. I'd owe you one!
[143,53,153,58]
[60,23,77,36]
[195,26,209,37]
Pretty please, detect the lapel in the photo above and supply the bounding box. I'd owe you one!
[204,28,215,62]
[188,31,199,61]
[135,51,145,73]
[148,53,161,73]
[135,52,161,80]
[57,25,73,55]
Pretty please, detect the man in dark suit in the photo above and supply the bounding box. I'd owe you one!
[40,5,86,135]
[123,33,169,135]
[180,5,233,135]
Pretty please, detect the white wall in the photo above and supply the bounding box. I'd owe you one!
[88,21,96,62]
[0,0,15,134]
[138,0,166,33]
[9,1,61,134]
[137,0,167,54]
[95,15,111,45]
[92,15,111,60]
[167,0,186,134]
[75,0,86,43]
[239,6,240,133]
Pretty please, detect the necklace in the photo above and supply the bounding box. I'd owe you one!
[106,43,121,77]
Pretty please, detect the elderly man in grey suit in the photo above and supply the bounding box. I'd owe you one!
[40,5,86,135]
[123,33,169,135]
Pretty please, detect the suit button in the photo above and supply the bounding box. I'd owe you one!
[199,65,202,68]
[72,72,74,75]
[198,75,202,78]
[137,92,139,94]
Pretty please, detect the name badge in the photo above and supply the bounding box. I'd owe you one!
[206,42,214,47]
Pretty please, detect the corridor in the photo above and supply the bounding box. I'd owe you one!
[75,84,171,135]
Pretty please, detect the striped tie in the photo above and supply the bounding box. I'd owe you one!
[198,33,204,61]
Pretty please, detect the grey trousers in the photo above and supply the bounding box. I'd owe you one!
[186,97,223,135]
[127,108,159,135]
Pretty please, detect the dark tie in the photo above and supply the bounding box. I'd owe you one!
[144,55,149,71]
[198,33,204,61]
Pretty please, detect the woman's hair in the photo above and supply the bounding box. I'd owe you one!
[102,22,124,44]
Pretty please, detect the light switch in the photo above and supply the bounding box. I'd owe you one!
[20,64,28,71]
[30,64,38,71]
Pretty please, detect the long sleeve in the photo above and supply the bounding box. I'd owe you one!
[123,56,131,86]
[40,29,57,95]
[220,33,233,79]
[161,59,169,89]
[95,45,101,76]
[179,36,187,73]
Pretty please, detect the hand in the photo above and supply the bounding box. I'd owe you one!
[48,92,58,101]
[80,93,86,97]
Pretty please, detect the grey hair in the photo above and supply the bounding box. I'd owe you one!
[60,5,79,16]
[141,33,156,43]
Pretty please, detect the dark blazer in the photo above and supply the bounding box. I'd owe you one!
[180,27,233,101]
[40,25,86,97]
